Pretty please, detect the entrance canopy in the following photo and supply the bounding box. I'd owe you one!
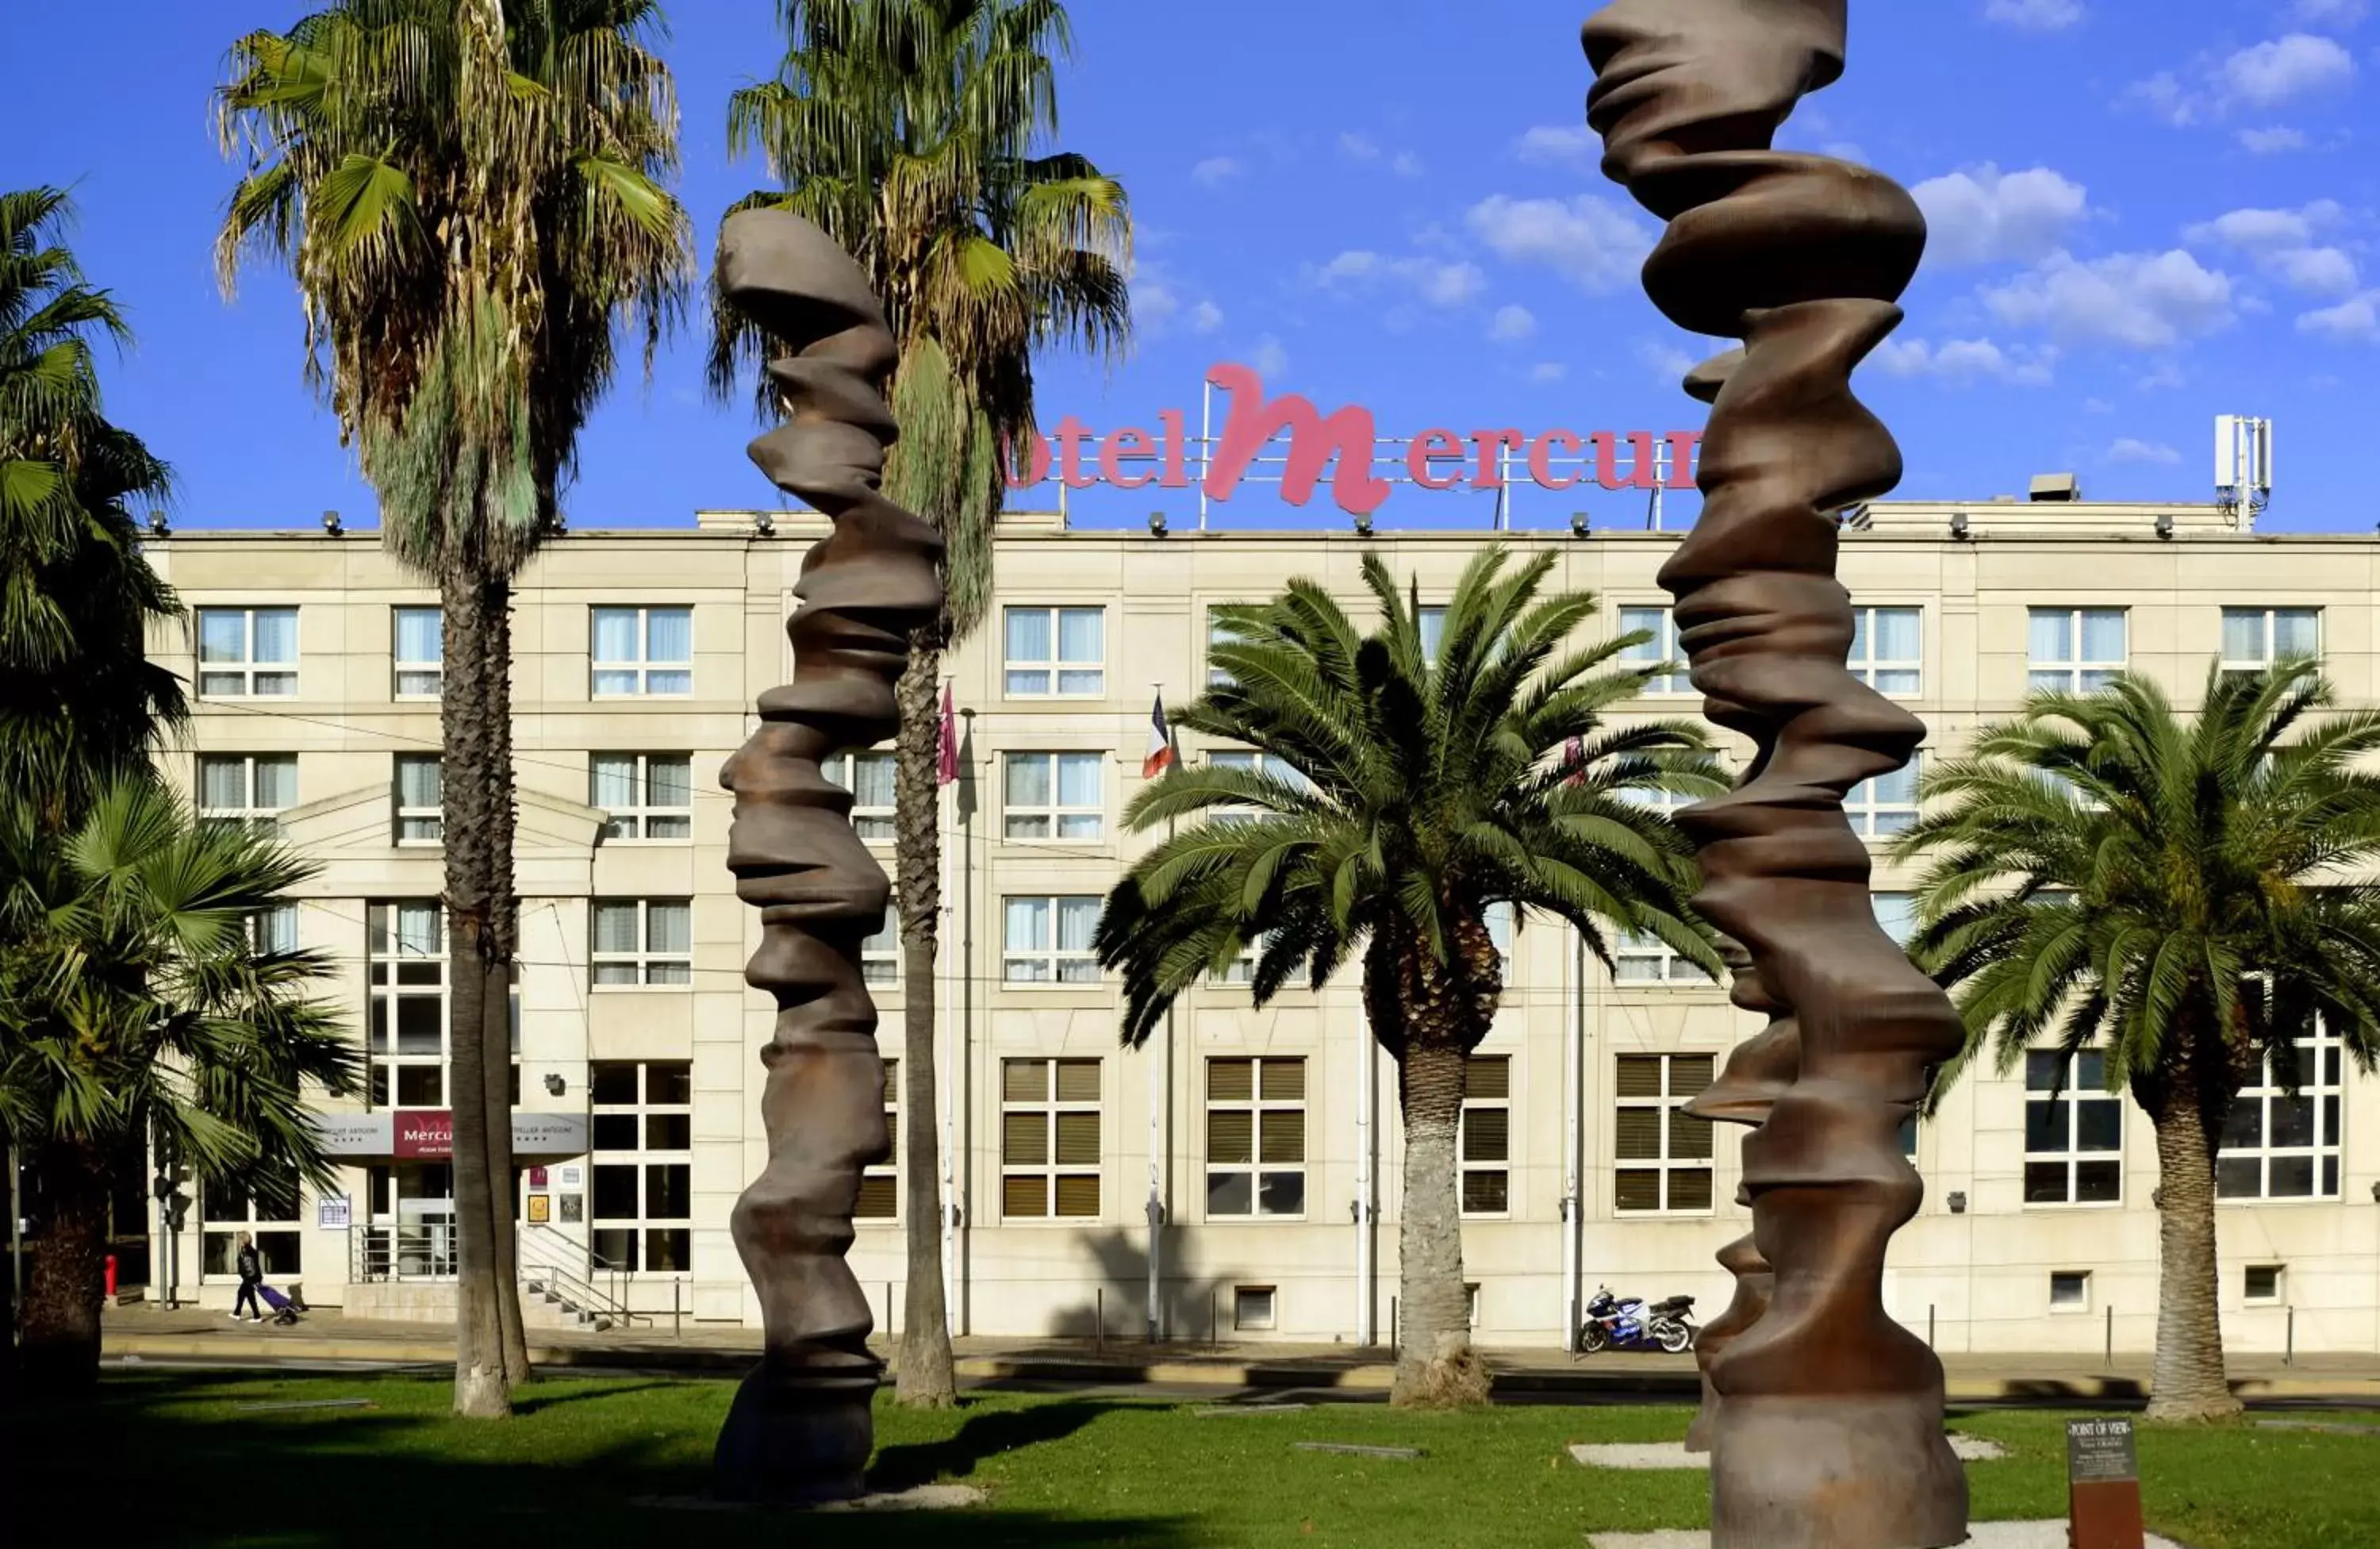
[313,1110,589,1160]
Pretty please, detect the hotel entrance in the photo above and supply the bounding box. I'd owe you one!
[363,1163,457,1280]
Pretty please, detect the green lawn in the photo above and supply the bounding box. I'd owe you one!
[12,1371,2376,1547]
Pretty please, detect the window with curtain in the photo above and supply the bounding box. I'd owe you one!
[590,605,693,696]
[1618,606,1693,694]
[591,900,693,986]
[1003,895,1102,982]
[197,607,298,697]
[1846,757,1921,837]
[1850,606,1921,694]
[822,751,896,841]
[2028,608,2127,692]
[198,754,297,832]
[1004,752,1104,840]
[589,753,693,841]
[2219,607,2320,675]
[1002,606,1105,696]
[394,755,442,844]
[393,607,443,698]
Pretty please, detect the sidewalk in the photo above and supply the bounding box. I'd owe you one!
[100,1305,2380,1404]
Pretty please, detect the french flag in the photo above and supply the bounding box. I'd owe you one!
[1143,694,1177,779]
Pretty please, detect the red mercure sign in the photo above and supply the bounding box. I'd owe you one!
[393,1109,455,1159]
[1005,362,1703,518]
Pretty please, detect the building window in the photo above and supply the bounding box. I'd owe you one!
[367,901,446,1109]
[857,1059,900,1220]
[197,606,298,698]
[1872,892,1918,947]
[2025,1049,2123,1205]
[590,753,692,841]
[201,1170,301,1281]
[1003,606,1104,697]
[1000,1058,1101,1219]
[1418,605,1447,666]
[1208,608,1253,687]
[589,1060,693,1272]
[592,899,693,986]
[2218,1026,2344,1201]
[198,754,297,832]
[590,605,693,697]
[1461,1055,1513,1216]
[1846,758,1921,837]
[1206,751,1313,824]
[250,904,299,955]
[2221,607,2320,675]
[1005,752,1104,840]
[394,755,442,844]
[1485,901,1515,975]
[1614,930,1711,985]
[1205,1057,1307,1217]
[1211,929,1265,986]
[1614,1053,1715,1213]
[2050,1271,2091,1310]
[1851,606,1922,694]
[2028,607,2126,692]
[1619,607,1694,695]
[2244,1264,2286,1305]
[1234,1286,1277,1331]
[862,909,900,987]
[1003,895,1101,983]
[393,606,442,698]
[823,751,896,842]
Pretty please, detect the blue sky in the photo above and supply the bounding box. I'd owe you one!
[10,0,2379,534]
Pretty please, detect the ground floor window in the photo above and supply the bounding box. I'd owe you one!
[590,1060,693,1271]
[858,1059,900,1220]
[2219,1025,2344,1200]
[1461,1056,1512,1216]
[1205,1057,1306,1217]
[1614,1054,1714,1212]
[2025,1049,2122,1205]
[1001,1058,1101,1219]
[201,1170,301,1279]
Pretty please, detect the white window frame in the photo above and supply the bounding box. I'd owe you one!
[1002,894,1102,984]
[2244,1264,2286,1305]
[2028,607,2128,693]
[590,605,693,698]
[2220,606,2321,675]
[250,904,299,956]
[588,1060,693,1274]
[1208,607,1253,687]
[1205,750,1313,825]
[198,753,298,832]
[1614,929,1711,985]
[1418,605,1447,666]
[590,752,693,843]
[2024,1048,2125,1207]
[591,899,693,988]
[1004,751,1105,842]
[393,606,443,699]
[1460,1055,1513,1217]
[1846,755,1921,838]
[1850,606,1922,696]
[2218,1023,2344,1202]
[1000,1058,1102,1220]
[1618,606,1694,696]
[2049,1270,2093,1313]
[200,1170,302,1284]
[1614,1053,1717,1213]
[858,1058,900,1220]
[1233,1286,1278,1332]
[861,907,900,988]
[823,750,896,844]
[1002,605,1105,698]
[196,606,298,698]
[367,901,447,1110]
[393,755,442,846]
[1203,1057,1308,1220]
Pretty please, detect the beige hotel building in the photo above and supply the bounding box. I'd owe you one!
[135,491,2380,1355]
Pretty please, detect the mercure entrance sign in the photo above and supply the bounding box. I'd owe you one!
[1006,362,1704,519]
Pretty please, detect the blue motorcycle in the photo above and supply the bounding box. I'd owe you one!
[1579,1285,1696,1354]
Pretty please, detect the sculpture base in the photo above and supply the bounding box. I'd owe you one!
[1709,1393,1967,1549]
[712,1364,878,1505]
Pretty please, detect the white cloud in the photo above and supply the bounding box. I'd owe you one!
[1514,125,1602,168]
[1314,250,1384,286]
[2273,246,2360,294]
[1338,133,1380,162]
[2297,292,2380,341]
[1871,336,2058,386]
[2221,34,2355,107]
[1191,156,1242,189]
[1637,340,1700,383]
[1465,194,1655,292]
[1392,152,1425,179]
[1249,334,1290,377]
[2240,126,2311,153]
[1309,251,1484,309]
[2289,0,2368,30]
[1490,304,1537,342]
[2183,202,2358,295]
[2106,437,2181,464]
[2126,72,2194,126]
[1529,362,1568,383]
[2083,397,2116,413]
[1130,259,1226,340]
[1189,300,1224,335]
[1983,249,2236,348]
[1984,0,2084,31]
[1911,163,2089,266]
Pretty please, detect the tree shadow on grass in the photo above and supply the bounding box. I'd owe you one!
[868,1398,1121,1491]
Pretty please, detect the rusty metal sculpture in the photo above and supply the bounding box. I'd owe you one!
[710,209,943,1505]
[1579,3,1969,1544]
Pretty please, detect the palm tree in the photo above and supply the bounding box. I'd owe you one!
[1095,548,1722,1407]
[0,188,184,831]
[216,0,692,1415]
[1891,661,2380,1420]
[712,0,1130,1406]
[0,778,354,1395]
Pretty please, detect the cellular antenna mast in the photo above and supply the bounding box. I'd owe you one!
[2215,414,2272,529]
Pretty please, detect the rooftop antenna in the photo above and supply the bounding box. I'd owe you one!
[2215,415,2272,530]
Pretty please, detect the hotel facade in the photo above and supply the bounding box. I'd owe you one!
[134,494,2380,1355]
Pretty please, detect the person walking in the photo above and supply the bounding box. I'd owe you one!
[231,1232,263,1323]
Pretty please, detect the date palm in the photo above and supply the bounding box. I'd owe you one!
[1891,661,2380,1420]
[0,778,353,1394]
[216,0,691,1416]
[1096,548,1722,1408]
[711,0,1130,1405]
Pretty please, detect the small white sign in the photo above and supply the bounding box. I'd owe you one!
[317,1195,353,1231]
[557,1164,584,1190]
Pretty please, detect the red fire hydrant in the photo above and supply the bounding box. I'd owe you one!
[105,1255,117,1299]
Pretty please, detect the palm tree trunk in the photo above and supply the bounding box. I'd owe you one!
[2147,1082,2241,1420]
[478,579,529,1385]
[1391,1028,1488,1409]
[443,558,509,1419]
[892,636,955,1405]
[20,1140,107,1397]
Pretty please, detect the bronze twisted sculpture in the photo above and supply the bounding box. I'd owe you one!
[1579,2,1968,1543]
[710,209,943,1505]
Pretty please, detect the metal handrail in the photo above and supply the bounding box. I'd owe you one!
[516,1220,651,1328]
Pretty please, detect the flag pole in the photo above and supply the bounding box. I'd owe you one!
[1148,679,1173,1343]
[938,677,958,1335]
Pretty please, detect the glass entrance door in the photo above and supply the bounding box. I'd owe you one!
[367,1163,455,1279]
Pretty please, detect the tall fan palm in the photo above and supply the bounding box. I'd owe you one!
[0,778,353,1395]
[1096,548,1722,1407]
[216,0,692,1416]
[712,0,1130,1406]
[1891,661,2380,1420]
[0,188,184,829]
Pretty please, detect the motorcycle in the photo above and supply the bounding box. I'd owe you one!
[1578,1285,1697,1355]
